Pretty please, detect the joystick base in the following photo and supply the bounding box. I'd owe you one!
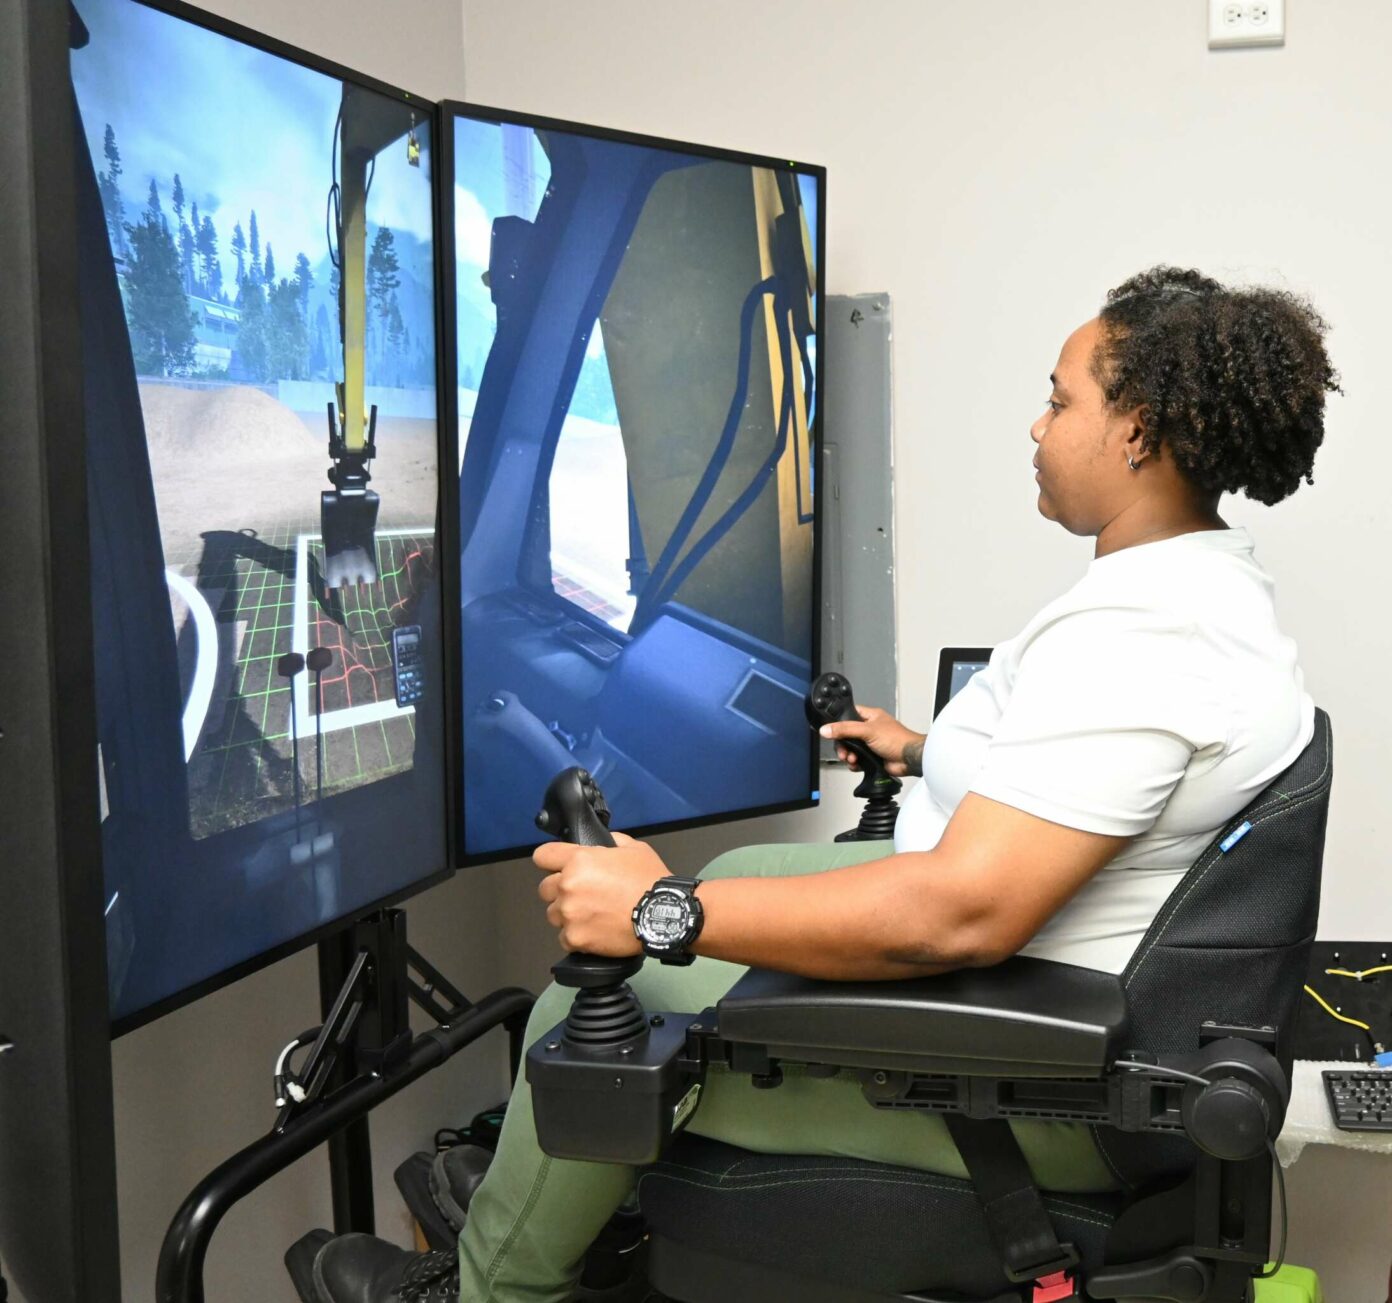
[835,795,900,843]
[552,953,649,1047]
[527,1014,705,1165]
[562,982,650,1047]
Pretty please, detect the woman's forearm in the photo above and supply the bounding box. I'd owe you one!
[689,851,998,981]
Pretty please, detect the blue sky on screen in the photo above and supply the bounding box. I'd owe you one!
[71,0,434,288]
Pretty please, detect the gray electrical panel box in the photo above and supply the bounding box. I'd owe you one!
[820,293,896,759]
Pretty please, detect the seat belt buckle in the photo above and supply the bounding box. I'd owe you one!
[1004,1241,1078,1286]
[1032,1269,1080,1302]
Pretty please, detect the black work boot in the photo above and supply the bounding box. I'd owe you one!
[285,1232,458,1302]
[394,1143,643,1296]
[429,1144,494,1231]
[394,1143,495,1250]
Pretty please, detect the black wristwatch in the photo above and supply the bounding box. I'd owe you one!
[631,875,704,966]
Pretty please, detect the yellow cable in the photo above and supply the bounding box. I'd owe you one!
[1324,964,1392,981]
[1303,984,1371,1031]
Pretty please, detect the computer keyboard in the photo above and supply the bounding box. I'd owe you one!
[1323,1069,1392,1131]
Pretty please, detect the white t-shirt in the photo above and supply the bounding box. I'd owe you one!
[893,527,1313,974]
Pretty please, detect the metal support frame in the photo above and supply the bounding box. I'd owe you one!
[157,910,534,1303]
[314,912,415,1234]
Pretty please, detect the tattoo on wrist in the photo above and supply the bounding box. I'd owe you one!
[903,738,924,777]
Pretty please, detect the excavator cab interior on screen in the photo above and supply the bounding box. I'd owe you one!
[454,113,823,856]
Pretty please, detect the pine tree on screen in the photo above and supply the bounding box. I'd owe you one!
[184,197,200,295]
[123,182,196,376]
[199,217,222,303]
[249,210,262,285]
[266,277,309,381]
[294,253,314,316]
[231,221,247,285]
[234,278,269,382]
[98,124,128,257]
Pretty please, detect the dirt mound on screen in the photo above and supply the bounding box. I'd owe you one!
[139,383,322,467]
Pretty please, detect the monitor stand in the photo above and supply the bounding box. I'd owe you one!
[156,910,535,1303]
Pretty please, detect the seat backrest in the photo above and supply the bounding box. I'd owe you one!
[1092,708,1333,1189]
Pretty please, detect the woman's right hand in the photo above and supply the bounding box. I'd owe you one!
[819,706,926,778]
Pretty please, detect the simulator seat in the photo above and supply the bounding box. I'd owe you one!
[288,711,1330,1303]
[531,709,1333,1302]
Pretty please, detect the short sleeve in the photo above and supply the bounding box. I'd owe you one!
[968,608,1225,837]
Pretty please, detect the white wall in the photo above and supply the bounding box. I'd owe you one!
[458,2,1392,1299]
[459,0,1386,935]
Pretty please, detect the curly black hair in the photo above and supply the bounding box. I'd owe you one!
[1094,265,1340,505]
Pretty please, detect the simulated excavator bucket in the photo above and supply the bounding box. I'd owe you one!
[320,488,381,588]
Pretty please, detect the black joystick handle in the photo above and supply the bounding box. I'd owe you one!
[536,767,614,848]
[806,672,902,842]
[806,672,881,775]
[535,768,648,1046]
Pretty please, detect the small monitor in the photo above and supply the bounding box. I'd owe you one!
[934,647,992,719]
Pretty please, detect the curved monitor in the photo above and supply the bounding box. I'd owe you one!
[445,104,825,860]
[70,0,451,1032]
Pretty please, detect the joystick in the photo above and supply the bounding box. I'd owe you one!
[535,766,613,847]
[535,768,649,1047]
[806,672,902,842]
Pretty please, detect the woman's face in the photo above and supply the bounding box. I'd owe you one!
[1029,318,1142,536]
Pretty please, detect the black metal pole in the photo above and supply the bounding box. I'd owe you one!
[156,986,534,1303]
[276,652,306,830]
[307,646,332,806]
[318,929,376,1235]
[507,1009,530,1085]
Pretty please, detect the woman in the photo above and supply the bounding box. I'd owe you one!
[305,266,1338,1302]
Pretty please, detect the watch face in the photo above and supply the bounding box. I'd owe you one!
[641,895,689,944]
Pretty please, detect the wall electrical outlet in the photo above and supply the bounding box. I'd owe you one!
[1209,0,1286,48]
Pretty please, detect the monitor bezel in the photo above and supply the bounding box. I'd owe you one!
[439,99,826,867]
[933,647,994,720]
[2,0,123,1291]
[84,0,460,1037]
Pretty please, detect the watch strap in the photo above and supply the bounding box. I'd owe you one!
[660,875,701,895]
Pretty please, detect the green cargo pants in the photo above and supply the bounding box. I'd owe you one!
[457,841,1119,1302]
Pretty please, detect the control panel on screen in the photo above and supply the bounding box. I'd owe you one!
[450,108,823,857]
[71,0,447,1027]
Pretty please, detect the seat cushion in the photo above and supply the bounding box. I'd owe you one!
[639,1136,1122,1298]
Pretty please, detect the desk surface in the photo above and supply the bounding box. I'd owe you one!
[1278,1061,1392,1165]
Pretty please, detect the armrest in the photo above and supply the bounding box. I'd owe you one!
[715,956,1130,1078]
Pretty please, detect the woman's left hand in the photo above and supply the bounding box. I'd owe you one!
[533,831,671,955]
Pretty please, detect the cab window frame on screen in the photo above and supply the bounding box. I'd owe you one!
[441,101,826,866]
